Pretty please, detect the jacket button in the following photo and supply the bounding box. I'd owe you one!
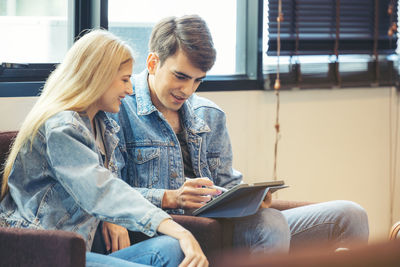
[171,172,178,178]
[137,149,143,161]
[170,141,175,146]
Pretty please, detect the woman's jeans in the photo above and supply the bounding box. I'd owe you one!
[232,200,369,253]
[86,235,184,267]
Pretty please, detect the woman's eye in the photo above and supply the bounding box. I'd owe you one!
[176,75,186,80]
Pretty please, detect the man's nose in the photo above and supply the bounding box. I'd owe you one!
[181,80,197,96]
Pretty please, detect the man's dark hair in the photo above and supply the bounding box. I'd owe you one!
[149,15,217,72]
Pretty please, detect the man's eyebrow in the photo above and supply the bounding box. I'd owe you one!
[174,71,192,79]
[174,71,206,80]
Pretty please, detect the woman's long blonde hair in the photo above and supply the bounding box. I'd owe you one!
[1,29,133,199]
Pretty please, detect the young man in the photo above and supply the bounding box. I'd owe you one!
[107,14,369,253]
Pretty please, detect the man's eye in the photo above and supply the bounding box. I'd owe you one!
[175,75,186,80]
[123,79,129,83]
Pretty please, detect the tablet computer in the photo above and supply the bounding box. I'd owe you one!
[192,180,288,218]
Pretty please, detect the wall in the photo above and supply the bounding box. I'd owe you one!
[1,87,399,242]
[199,87,400,242]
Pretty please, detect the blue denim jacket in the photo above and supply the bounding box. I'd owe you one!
[0,111,171,250]
[109,70,242,213]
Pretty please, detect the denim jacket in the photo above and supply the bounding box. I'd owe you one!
[0,111,171,250]
[109,70,242,213]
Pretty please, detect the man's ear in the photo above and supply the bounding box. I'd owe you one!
[147,53,159,74]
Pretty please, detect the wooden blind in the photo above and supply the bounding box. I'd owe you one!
[267,0,398,56]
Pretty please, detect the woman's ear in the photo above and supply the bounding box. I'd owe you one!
[146,53,159,74]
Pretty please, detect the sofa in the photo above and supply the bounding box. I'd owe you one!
[2,130,400,266]
[7,130,374,266]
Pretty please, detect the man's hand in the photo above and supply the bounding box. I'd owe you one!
[259,191,272,209]
[102,221,130,253]
[162,177,222,209]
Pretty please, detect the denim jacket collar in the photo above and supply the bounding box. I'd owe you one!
[135,70,210,135]
[135,70,158,116]
[98,111,120,135]
[179,100,210,134]
[78,111,120,135]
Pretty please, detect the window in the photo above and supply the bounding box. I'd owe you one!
[0,0,73,89]
[0,0,70,63]
[108,0,241,75]
[263,0,399,89]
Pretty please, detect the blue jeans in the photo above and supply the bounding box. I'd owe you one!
[232,200,369,253]
[86,235,184,267]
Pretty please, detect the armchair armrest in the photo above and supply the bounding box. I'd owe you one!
[124,215,231,258]
[0,227,86,267]
[389,221,400,240]
[171,215,232,257]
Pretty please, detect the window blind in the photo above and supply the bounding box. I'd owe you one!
[267,0,398,56]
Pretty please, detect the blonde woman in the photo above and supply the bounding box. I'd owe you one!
[0,29,207,267]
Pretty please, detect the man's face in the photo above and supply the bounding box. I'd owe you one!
[147,50,206,113]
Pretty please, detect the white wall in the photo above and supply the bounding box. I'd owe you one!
[1,87,399,242]
[199,87,400,243]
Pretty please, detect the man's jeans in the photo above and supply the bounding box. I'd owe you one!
[233,200,369,253]
[86,235,184,267]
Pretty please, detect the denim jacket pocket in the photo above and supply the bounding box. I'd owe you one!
[204,152,221,179]
[0,210,42,229]
[127,147,160,187]
[0,209,16,227]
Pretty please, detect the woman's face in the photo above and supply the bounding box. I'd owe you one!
[97,60,133,114]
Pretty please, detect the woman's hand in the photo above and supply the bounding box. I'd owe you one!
[157,219,208,267]
[102,221,130,253]
[177,230,208,267]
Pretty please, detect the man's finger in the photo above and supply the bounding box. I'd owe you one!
[184,186,220,196]
[185,177,213,187]
[179,195,212,209]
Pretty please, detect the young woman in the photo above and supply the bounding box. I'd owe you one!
[0,29,207,267]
